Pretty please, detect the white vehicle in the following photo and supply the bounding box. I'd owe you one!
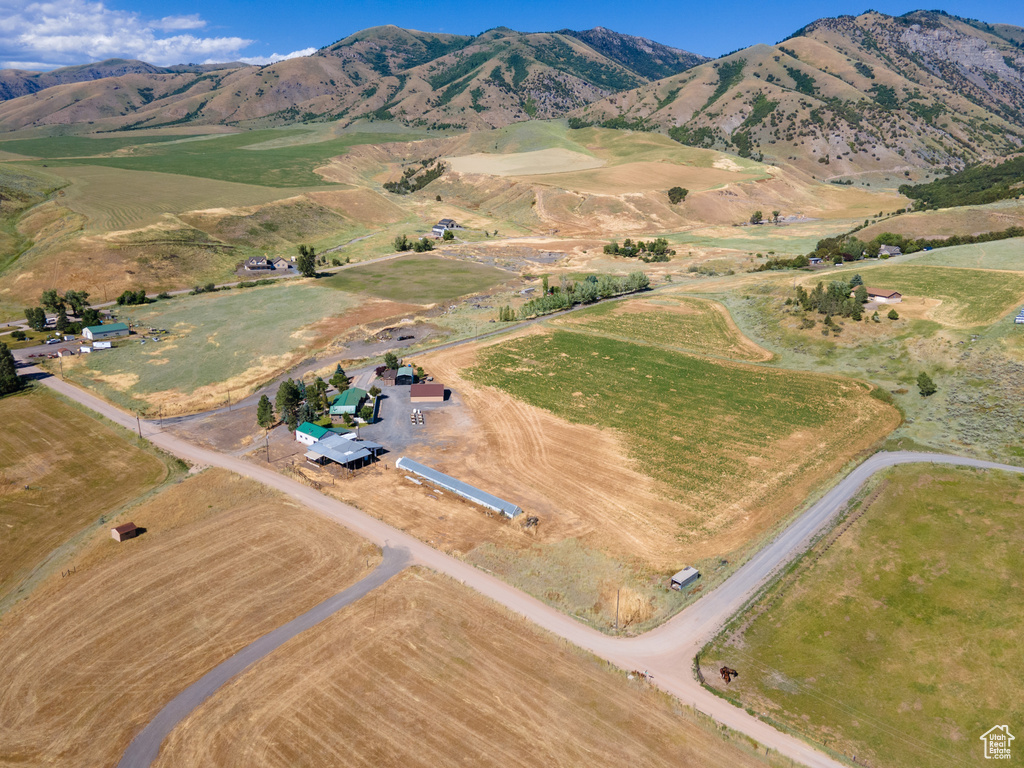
[93,341,112,349]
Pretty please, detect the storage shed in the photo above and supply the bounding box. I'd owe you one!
[396,366,415,385]
[410,383,445,402]
[670,567,700,590]
[395,457,522,518]
[83,323,129,341]
[111,522,139,542]
[379,368,398,387]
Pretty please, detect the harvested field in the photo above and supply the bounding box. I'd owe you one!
[60,281,357,414]
[446,147,604,176]
[152,569,780,768]
[817,264,1024,326]
[857,199,1024,242]
[0,387,167,606]
[553,295,773,361]
[0,468,378,768]
[324,254,513,304]
[704,465,1024,768]
[529,160,765,194]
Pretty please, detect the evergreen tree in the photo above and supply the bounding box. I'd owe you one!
[81,307,101,327]
[854,285,868,303]
[888,308,900,320]
[383,352,399,370]
[275,379,302,430]
[329,365,349,391]
[55,309,69,333]
[850,273,864,287]
[256,394,275,428]
[0,342,21,396]
[917,372,937,397]
[296,245,317,277]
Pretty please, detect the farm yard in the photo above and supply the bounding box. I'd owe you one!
[0,469,379,768]
[150,569,785,768]
[0,387,169,607]
[702,465,1024,768]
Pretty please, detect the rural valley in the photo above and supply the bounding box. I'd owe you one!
[1,7,1023,768]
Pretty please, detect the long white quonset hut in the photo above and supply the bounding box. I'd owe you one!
[396,457,523,518]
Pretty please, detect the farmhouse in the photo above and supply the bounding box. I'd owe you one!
[111,522,139,542]
[379,368,398,387]
[863,287,903,303]
[396,457,523,518]
[245,256,272,270]
[295,421,352,446]
[670,567,700,590]
[329,387,367,416]
[82,323,129,341]
[878,245,903,257]
[305,434,383,468]
[396,365,415,385]
[410,383,445,402]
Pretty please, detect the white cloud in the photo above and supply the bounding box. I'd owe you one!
[236,47,315,66]
[0,0,256,68]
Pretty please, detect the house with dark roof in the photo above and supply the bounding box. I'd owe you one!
[878,244,902,257]
[863,287,902,303]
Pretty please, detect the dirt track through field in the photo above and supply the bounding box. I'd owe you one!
[32,366,1024,768]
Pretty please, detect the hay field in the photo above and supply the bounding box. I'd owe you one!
[857,199,1024,242]
[0,468,379,768]
[907,237,1024,272]
[552,295,773,362]
[529,160,764,195]
[62,282,355,415]
[447,147,604,176]
[819,264,1024,326]
[0,388,168,606]
[152,569,781,768]
[325,254,513,304]
[704,465,1024,768]
[467,329,897,553]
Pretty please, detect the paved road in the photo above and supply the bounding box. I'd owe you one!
[116,546,411,768]
[34,369,1024,768]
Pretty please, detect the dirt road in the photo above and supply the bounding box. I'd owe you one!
[34,369,1024,768]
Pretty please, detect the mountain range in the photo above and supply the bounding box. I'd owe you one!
[0,11,1022,174]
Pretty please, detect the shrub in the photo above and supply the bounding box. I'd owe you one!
[917,372,937,397]
[888,308,899,320]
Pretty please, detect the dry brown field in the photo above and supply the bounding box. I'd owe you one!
[152,569,783,768]
[0,469,378,768]
[0,387,168,606]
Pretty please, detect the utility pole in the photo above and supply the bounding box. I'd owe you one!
[58,354,64,380]
[265,429,270,463]
[615,587,620,632]
[136,412,142,438]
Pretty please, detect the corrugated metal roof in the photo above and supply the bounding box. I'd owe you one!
[296,421,330,439]
[307,435,371,466]
[397,366,414,377]
[410,383,444,398]
[85,323,128,334]
[395,457,522,518]
[671,567,700,584]
[333,387,367,407]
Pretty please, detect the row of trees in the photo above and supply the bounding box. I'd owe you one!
[393,234,435,253]
[514,272,650,320]
[383,161,447,195]
[602,238,675,262]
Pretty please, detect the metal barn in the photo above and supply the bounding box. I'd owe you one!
[395,457,523,518]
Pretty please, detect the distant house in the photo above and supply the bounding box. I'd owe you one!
[272,257,291,270]
[111,522,139,542]
[431,218,460,237]
[295,421,352,446]
[410,383,445,402]
[396,365,415,386]
[329,387,368,416]
[863,287,903,303]
[245,256,292,271]
[808,256,824,266]
[82,323,129,341]
[878,244,902,257]
[379,368,398,387]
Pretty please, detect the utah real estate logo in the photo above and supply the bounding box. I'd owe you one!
[980,725,1014,760]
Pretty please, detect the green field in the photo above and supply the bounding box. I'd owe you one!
[907,237,1024,272]
[469,328,894,539]
[553,296,771,361]
[63,282,353,413]
[0,134,186,158]
[705,465,1024,768]
[325,254,512,304]
[12,129,422,187]
[830,264,1024,325]
[0,387,169,609]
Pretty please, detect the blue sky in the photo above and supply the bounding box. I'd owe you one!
[2,0,1022,70]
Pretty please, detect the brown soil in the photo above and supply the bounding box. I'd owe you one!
[152,570,775,768]
[0,469,378,768]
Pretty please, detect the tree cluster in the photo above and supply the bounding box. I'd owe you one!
[518,271,650,320]
[603,238,675,263]
[793,279,864,321]
[117,289,150,306]
[667,186,689,204]
[393,234,434,253]
[383,160,447,195]
[900,156,1024,209]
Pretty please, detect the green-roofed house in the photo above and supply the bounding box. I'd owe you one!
[330,387,368,416]
[396,365,415,385]
[295,421,352,446]
[82,323,129,341]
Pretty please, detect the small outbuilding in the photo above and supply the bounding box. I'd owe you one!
[670,567,700,590]
[83,323,129,341]
[410,383,445,402]
[396,365,415,386]
[379,368,398,387]
[111,522,139,542]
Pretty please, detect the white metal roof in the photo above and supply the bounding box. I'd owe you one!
[395,457,522,518]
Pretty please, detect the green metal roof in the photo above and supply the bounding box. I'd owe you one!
[296,422,331,439]
[397,365,414,376]
[333,387,367,407]
[85,323,128,333]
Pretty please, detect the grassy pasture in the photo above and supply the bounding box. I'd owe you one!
[552,295,772,361]
[0,468,378,768]
[0,133,185,158]
[704,465,1024,768]
[906,237,1024,272]
[61,282,354,414]
[827,264,1024,326]
[25,129,424,187]
[152,569,784,768]
[325,254,512,304]
[0,387,168,606]
[468,328,897,541]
